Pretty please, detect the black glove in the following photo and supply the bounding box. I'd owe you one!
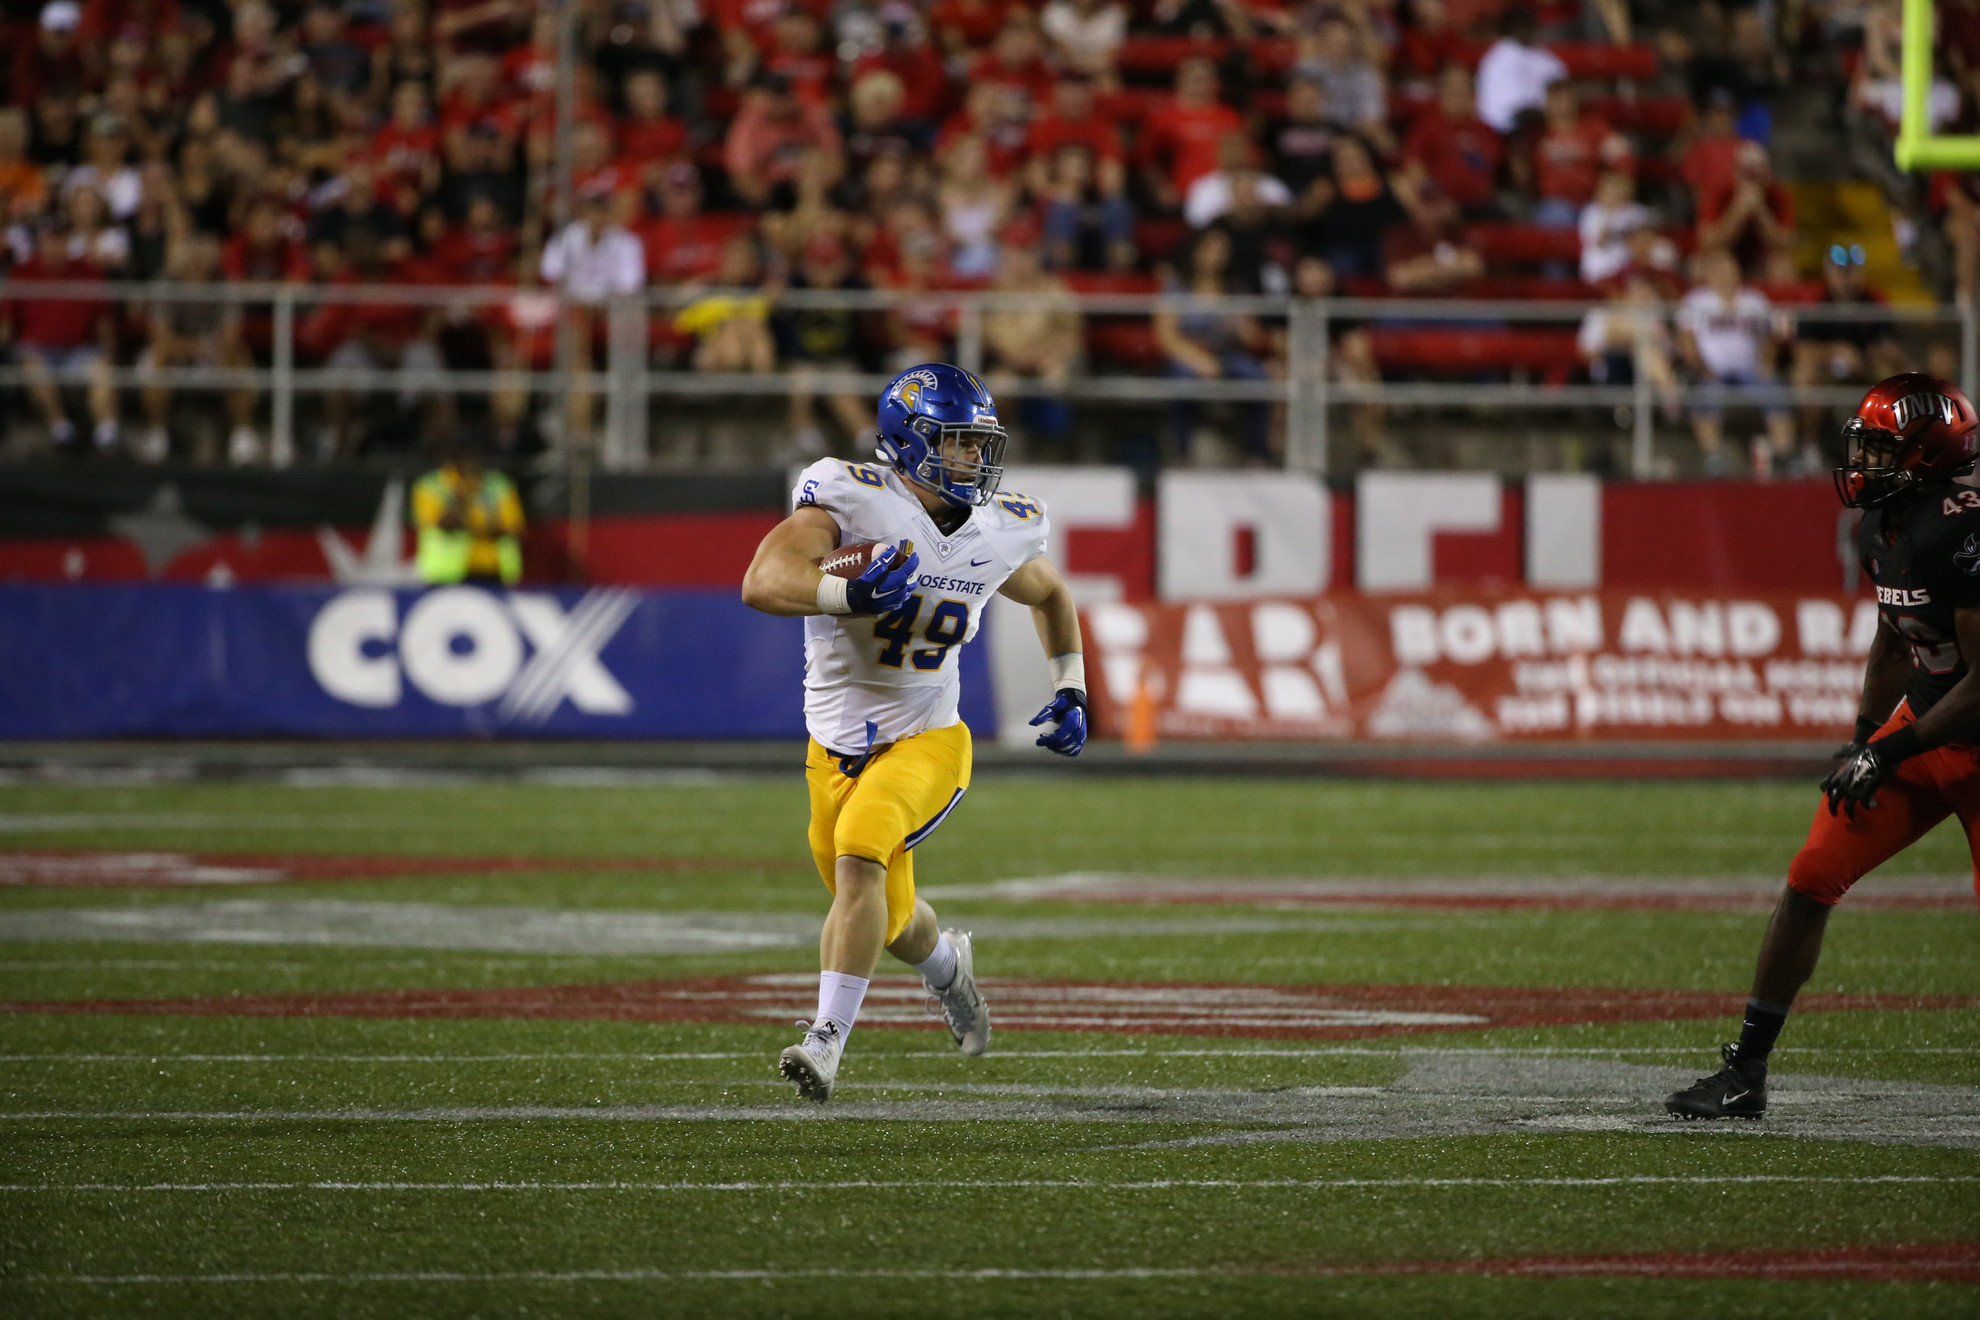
[1821,743,1892,817]
[845,544,920,615]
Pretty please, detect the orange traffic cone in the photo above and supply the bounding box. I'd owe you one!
[1125,665,1158,756]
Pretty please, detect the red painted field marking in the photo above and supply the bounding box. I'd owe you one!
[3,975,1969,1042]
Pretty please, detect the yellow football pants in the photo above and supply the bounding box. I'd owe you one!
[805,721,973,943]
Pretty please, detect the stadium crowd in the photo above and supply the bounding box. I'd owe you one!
[0,0,1966,472]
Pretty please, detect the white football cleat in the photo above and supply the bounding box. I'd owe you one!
[779,1019,845,1102]
[927,930,991,1057]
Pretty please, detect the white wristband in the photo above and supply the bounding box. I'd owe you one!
[815,573,851,615]
[1047,652,1085,694]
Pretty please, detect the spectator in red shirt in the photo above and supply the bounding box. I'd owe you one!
[441,54,521,175]
[1026,76,1125,196]
[373,81,443,198]
[724,73,843,207]
[1138,57,1245,213]
[930,0,1010,60]
[1531,82,1631,227]
[847,13,946,128]
[433,193,518,284]
[1,220,117,453]
[968,11,1056,104]
[1393,0,1467,86]
[224,198,311,284]
[638,161,739,284]
[1680,94,1743,203]
[764,7,834,104]
[13,1,87,107]
[936,80,1030,179]
[1402,64,1504,220]
[618,69,687,189]
[1696,139,1794,275]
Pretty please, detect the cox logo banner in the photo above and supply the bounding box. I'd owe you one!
[308,588,637,722]
[0,583,870,739]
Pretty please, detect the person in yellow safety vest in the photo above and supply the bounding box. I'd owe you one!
[410,445,525,585]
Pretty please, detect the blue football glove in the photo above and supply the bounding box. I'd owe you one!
[1030,687,1088,757]
[845,544,920,615]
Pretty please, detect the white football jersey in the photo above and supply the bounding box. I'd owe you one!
[793,458,1049,753]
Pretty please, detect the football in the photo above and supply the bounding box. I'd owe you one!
[818,540,914,578]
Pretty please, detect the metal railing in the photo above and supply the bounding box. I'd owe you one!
[1,279,1969,477]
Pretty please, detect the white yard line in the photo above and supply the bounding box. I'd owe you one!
[3,1175,1974,1193]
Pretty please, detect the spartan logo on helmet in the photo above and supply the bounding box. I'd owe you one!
[891,369,939,410]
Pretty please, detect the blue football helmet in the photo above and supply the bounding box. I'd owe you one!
[874,363,1008,508]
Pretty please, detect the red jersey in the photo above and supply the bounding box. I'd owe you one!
[1681,136,1742,202]
[767,50,835,104]
[619,115,689,167]
[850,46,947,124]
[706,0,830,45]
[2,254,107,347]
[1139,100,1245,194]
[935,113,1028,179]
[929,0,1011,49]
[1402,111,1502,210]
[433,228,519,283]
[639,214,744,284]
[1535,118,1626,206]
[371,123,441,187]
[1026,111,1124,164]
[967,50,1055,103]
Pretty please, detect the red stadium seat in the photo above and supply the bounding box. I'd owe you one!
[1585,95,1691,139]
[1133,217,1191,261]
[1553,43,1659,80]
[1085,321,1166,371]
[1464,224,1582,266]
[1062,272,1162,294]
[1368,326,1583,383]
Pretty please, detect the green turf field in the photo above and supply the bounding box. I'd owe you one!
[1,775,1976,1319]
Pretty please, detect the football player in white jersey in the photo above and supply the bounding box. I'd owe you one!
[741,363,1087,1101]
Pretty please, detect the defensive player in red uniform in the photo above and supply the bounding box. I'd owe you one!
[1668,373,1980,1119]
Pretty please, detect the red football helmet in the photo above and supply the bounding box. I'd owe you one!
[1835,373,1979,508]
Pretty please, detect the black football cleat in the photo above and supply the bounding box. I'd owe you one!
[1665,1044,1768,1120]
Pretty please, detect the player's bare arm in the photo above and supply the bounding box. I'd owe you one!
[999,555,1089,757]
[740,506,841,616]
[998,554,1082,656]
[1845,613,1911,753]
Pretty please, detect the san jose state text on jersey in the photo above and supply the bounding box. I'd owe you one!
[794,458,1048,754]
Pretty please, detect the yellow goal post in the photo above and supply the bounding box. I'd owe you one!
[1896,0,1980,169]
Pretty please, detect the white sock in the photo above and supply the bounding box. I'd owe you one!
[916,933,957,991]
[814,971,869,1038]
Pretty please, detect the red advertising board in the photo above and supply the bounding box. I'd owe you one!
[1082,591,1873,742]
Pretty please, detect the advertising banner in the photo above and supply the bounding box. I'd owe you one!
[0,585,995,740]
[1082,591,1875,742]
